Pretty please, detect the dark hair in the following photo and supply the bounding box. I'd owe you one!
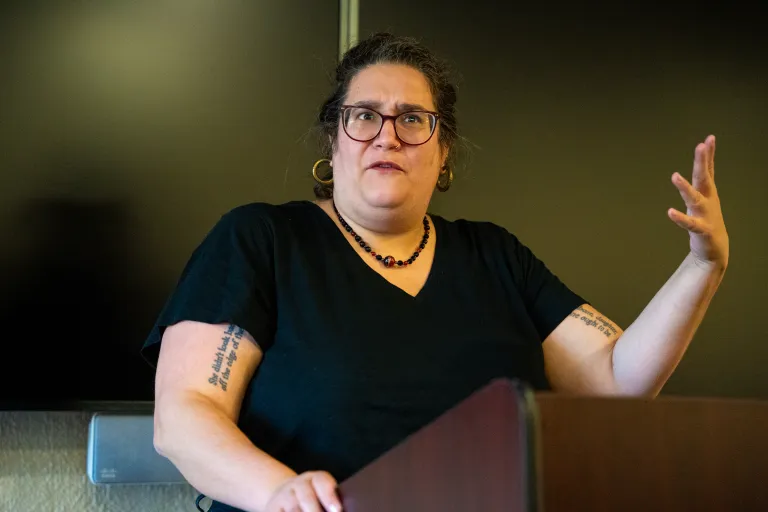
[314,32,459,199]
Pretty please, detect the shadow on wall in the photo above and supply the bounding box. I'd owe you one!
[0,169,159,408]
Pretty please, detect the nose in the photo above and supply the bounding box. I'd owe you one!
[374,117,401,150]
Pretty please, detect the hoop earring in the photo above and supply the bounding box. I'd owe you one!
[436,166,453,192]
[312,159,333,186]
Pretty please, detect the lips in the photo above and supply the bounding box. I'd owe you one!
[368,160,404,171]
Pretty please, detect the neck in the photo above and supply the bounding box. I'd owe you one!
[322,198,429,258]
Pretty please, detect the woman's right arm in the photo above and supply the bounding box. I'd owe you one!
[153,320,341,512]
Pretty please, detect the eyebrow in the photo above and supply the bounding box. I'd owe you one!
[350,100,433,113]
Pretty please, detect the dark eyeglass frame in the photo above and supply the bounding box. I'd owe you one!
[339,105,441,146]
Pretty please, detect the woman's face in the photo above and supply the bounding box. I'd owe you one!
[332,63,445,215]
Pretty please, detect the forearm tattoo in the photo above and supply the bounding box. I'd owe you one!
[207,324,244,392]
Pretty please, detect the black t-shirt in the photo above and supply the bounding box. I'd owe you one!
[141,200,588,511]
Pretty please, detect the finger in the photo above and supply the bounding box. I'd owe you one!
[667,208,708,234]
[277,490,300,512]
[311,472,343,512]
[708,134,716,178]
[672,172,706,210]
[293,482,323,512]
[691,142,711,193]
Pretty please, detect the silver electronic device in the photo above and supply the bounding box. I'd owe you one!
[87,412,187,485]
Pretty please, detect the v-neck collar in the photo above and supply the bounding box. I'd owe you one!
[304,200,443,301]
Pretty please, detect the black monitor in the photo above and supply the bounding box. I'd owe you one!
[2,194,159,411]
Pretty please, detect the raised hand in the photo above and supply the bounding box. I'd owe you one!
[668,134,729,270]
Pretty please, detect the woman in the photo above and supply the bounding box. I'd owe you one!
[142,33,729,512]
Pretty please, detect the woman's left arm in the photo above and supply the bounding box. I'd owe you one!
[543,135,729,397]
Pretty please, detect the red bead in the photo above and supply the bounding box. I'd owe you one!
[383,256,395,268]
[403,261,408,267]
[371,252,376,257]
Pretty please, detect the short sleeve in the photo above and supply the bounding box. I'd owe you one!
[502,228,590,341]
[140,205,276,368]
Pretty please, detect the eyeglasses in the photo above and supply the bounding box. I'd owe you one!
[340,105,440,146]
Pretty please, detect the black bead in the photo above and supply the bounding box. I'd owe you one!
[419,243,426,249]
[407,258,414,264]
[359,241,366,247]
[354,235,361,242]
[345,225,352,232]
[413,252,420,258]
[423,233,429,240]
[376,254,383,261]
[397,260,403,266]
[365,246,372,252]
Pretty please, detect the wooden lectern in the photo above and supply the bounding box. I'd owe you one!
[339,378,768,511]
[339,378,539,511]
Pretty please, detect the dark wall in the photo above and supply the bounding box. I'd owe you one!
[0,1,338,406]
[1,1,765,406]
[360,1,768,398]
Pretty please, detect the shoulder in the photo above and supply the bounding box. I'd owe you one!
[219,200,307,223]
[434,214,525,259]
[212,200,314,235]
[191,201,318,259]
